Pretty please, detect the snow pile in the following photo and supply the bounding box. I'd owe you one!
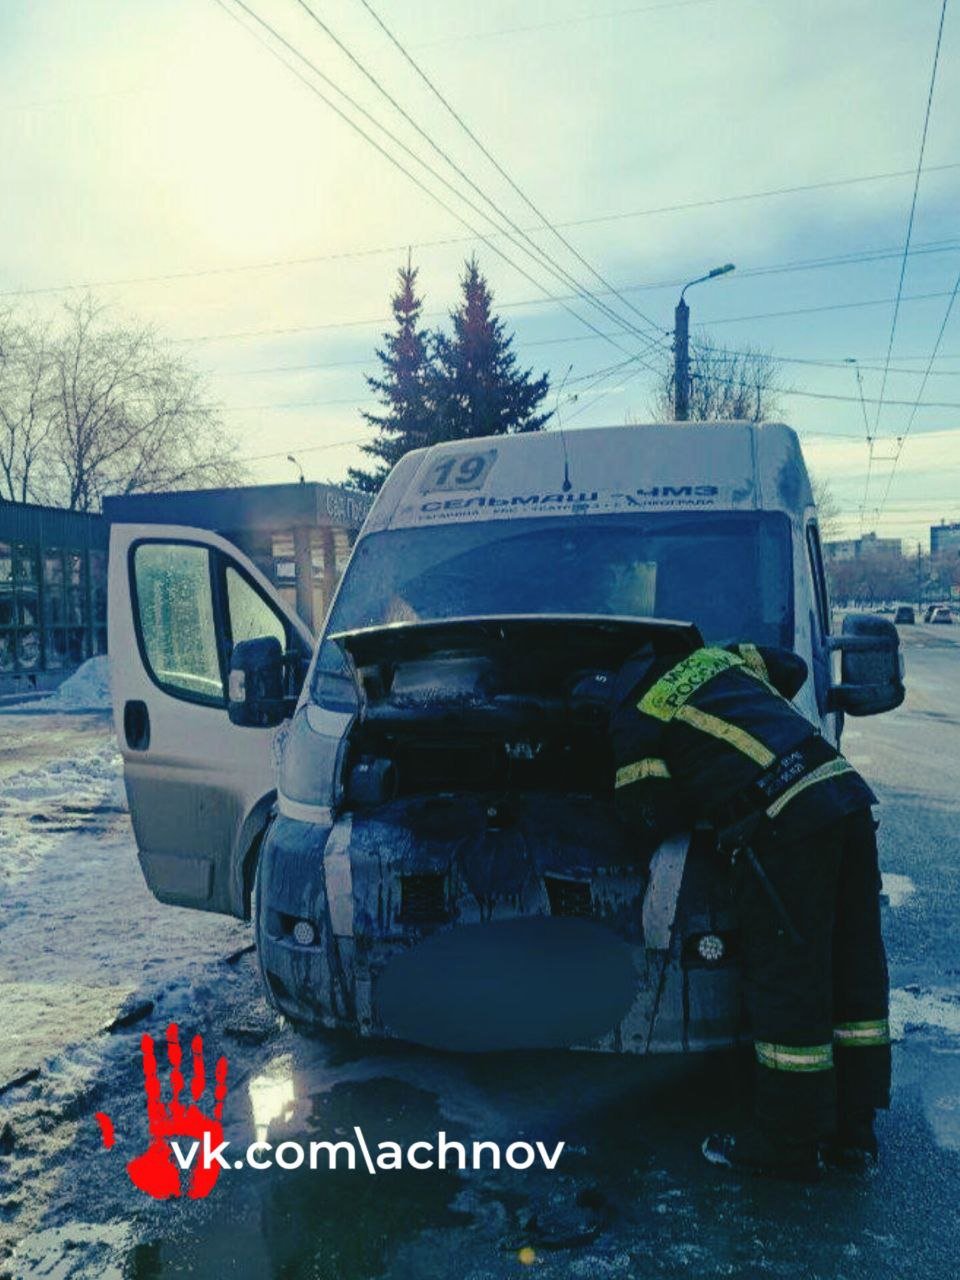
[890,986,960,1040]
[881,872,916,908]
[49,656,112,711]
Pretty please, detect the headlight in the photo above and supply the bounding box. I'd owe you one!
[278,704,353,808]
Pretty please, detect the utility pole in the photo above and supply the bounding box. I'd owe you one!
[917,542,923,612]
[673,263,735,422]
[674,297,690,421]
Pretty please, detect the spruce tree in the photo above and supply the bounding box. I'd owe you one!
[348,261,436,493]
[432,257,552,440]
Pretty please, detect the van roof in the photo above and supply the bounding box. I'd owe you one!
[362,421,814,536]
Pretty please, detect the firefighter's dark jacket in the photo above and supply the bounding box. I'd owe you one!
[611,642,876,845]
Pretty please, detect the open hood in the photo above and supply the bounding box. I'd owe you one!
[330,613,701,669]
[329,614,702,727]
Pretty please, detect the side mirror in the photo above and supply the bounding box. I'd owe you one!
[229,636,290,727]
[827,613,905,716]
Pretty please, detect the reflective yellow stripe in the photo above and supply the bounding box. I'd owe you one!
[615,758,671,789]
[638,648,743,722]
[675,704,776,767]
[834,1019,890,1047]
[755,1040,834,1072]
[765,757,855,819]
[736,643,769,683]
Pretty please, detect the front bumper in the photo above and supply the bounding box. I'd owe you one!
[257,792,743,1055]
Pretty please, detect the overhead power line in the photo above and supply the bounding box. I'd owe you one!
[228,394,375,412]
[872,0,950,435]
[558,162,960,234]
[353,0,665,342]
[693,341,960,379]
[216,0,664,372]
[6,165,960,300]
[240,434,373,464]
[781,386,960,411]
[559,360,646,420]
[692,287,960,329]
[2,231,953,308]
[293,0,665,347]
[223,1,665,364]
[875,262,960,520]
[224,357,649,411]
[219,357,960,425]
[215,346,960,383]
[177,283,960,347]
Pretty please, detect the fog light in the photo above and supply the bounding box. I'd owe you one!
[696,933,725,963]
[292,920,316,946]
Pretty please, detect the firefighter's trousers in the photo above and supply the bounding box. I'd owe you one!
[736,806,891,1143]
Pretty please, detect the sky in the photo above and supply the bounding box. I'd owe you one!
[1,0,958,548]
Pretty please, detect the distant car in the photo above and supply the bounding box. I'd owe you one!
[930,606,954,625]
[894,606,915,624]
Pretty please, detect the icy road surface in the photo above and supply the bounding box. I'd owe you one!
[2,626,960,1279]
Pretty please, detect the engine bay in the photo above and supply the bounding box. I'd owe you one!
[331,614,701,805]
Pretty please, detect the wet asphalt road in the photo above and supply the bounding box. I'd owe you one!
[104,624,960,1280]
[6,626,960,1279]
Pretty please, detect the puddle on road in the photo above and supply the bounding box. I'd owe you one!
[248,1052,297,1141]
[111,1037,960,1280]
[123,1074,473,1280]
[7,1034,960,1280]
[116,1048,746,1280]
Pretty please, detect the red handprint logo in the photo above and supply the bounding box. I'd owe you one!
[95,1023,229,1200]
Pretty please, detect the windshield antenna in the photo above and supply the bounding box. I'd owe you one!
[554,364,574,492]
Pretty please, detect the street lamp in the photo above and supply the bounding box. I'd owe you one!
[287,454,306,484]
[674,263,735,421]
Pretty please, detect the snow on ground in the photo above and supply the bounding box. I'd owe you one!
[0,735,124,891]
[890,985,960,1040]
[0,713,248,1086]
[44,657,112,712]
[881,872,917,909]
[0,708,262,1266]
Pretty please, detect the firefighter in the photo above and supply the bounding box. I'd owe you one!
[608,639,890,1179]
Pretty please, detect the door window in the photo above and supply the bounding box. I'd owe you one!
[225,565,287,650]
[133,543,223,703]
[806,523,831,637]
[805,522,832,713]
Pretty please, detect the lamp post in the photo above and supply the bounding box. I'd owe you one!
[673,263,735,421]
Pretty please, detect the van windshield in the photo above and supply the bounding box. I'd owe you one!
[314,511,793,704]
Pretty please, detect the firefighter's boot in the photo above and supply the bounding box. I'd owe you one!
[820,1108,878,1171]
[701,1127,822,1181]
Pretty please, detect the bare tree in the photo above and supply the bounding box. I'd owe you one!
[650,335,782,423]
[809,471,843,541]
[0,317,60,503]
[0,298,245,511]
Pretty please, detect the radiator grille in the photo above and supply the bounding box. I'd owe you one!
[545,876,592,918]
[399,874,447,924]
